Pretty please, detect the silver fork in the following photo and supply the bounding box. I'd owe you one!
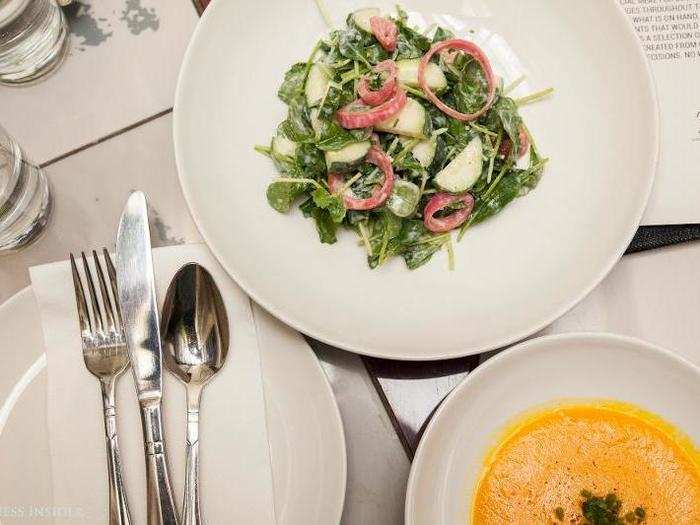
[70,249,132,525]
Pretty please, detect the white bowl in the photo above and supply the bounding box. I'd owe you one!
[406,333,700,524]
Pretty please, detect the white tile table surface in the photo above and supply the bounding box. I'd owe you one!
[544,242,700,366]
[2,0,198,164]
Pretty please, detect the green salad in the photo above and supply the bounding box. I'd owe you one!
[256,6,551,270]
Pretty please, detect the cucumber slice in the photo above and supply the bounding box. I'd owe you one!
[374,98,427,138]
[400,137,437,168]
[434,136,483,193]
[324,141,372,173]
[351,7,380,32]
[271,133,297,158]
[396,59,447,92]
[305,64,330,107]
[387,180,421,217]
[309,107,323,135]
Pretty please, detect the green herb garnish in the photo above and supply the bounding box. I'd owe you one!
[579,490,646,525]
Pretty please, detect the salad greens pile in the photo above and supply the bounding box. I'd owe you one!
[256,5,551,270]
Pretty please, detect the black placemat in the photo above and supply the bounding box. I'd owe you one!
[627,224,700,254]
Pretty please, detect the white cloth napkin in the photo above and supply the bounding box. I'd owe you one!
[30,244,276,524]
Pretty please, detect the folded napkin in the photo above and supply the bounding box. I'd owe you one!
[30,244,276,524]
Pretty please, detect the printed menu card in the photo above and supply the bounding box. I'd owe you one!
[620,0,700,224]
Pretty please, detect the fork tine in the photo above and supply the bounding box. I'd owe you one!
[103,248,123,329]
[70,253,92,335]
[81,251,104,334]
[93,250,116,333]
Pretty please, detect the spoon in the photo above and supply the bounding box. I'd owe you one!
[161,263,230,525]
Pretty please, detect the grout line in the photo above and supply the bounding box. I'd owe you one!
[361,356,415,460]
[40,108,173,168]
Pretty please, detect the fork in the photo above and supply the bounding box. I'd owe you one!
[70,249,132,525]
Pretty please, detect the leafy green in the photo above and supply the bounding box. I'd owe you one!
[400,224,448,270]
[267,142,322,213]
[432,26,454,43]
[347,210,369,225]
[270,142,296,174]
[364,217,448,269]
[267,178,310,213]
[392,141,424,176]
[494,97,522,160]
[318,85,355,120]
[393,153,423,176]
[348,164,384,199]
[312,186,346,223]
[300,198,337,243]
[366,210,403,268]
[469,174,519,225]
[279,100,313,143]
[397,219,425,244]
[295,143,326,179]
[448,56,489,115]
[315,119,371,151]
[364,43,391,64]
[277,62,306,104]
[337,27,372,66]
[394,19,431,60]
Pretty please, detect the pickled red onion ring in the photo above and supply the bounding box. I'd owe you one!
[423,192,475,233]
[327,146,394,210]
[357,60,398,106]
[499,126,530,158]
[370,16,397,52]
[336,87,407,129]
[418,39,496,121]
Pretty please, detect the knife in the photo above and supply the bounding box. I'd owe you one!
[116,191,180,525]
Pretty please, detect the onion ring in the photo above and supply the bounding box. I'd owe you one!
[370,16,397,52]
[499,126,530,158]
[328,146,394,210]
[419,39,496,121]
[423,192,475,233]
[357,60,398,106]
[336,87,407,129]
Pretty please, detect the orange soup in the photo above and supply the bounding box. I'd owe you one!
[472,401,700,524]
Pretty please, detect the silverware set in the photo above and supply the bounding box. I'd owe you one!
[70,191,229,525]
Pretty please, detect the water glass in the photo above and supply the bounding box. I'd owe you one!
[0,0,69,85]
[0,124,52,252]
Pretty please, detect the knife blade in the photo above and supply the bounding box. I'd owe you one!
[116,191,179,525]
[116,191,162,400]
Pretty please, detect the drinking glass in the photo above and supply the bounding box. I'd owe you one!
[0,0,69,85]
[0,124,52,252]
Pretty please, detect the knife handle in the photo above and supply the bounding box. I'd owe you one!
[140,403,180,525]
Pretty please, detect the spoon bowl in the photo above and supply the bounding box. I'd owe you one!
[162,263,229,388]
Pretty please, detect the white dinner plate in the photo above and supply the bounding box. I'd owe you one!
[0,287,346,525]
[174,0,657,359]
[405,333,700,524]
